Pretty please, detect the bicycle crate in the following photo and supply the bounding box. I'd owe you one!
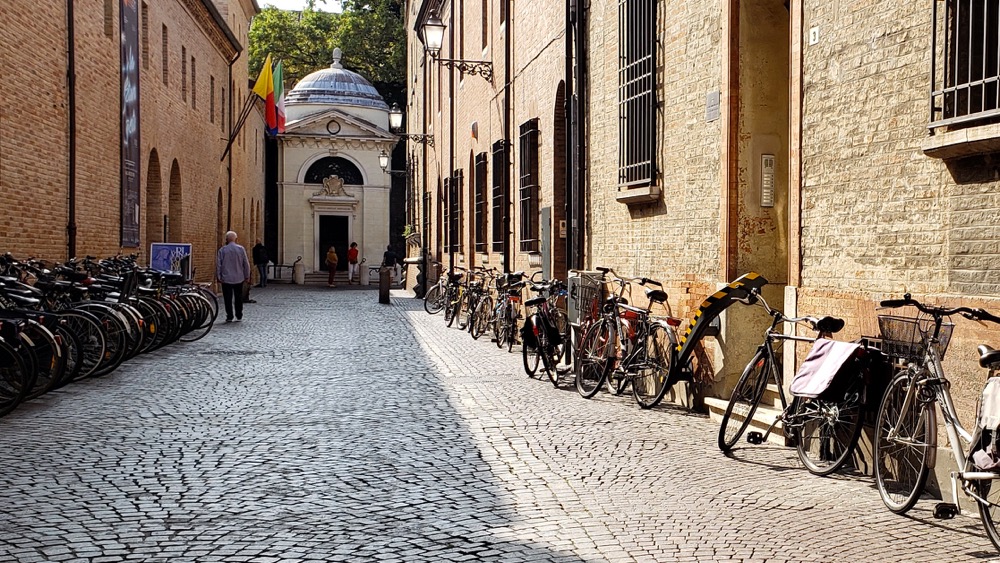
[876,314,955,362]
[568,272,606,327]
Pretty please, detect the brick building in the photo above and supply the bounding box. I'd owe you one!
[406,0,1000,423]
[0,0,265,281]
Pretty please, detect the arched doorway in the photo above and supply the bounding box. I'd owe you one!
[168,159,182,241]
[145,150,162,244]
[304,156,364,185]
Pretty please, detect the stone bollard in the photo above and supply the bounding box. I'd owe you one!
[379,267,391,304]
[292,262,305,285]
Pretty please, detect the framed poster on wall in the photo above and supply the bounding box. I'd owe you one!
[150,243,192,280]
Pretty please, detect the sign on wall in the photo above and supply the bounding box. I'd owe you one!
[120,0,141,247]
[150,243,193,280]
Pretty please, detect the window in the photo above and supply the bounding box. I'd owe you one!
[474,153,488,253]
[141,3,149,69]
[443,177,451,251]
[618,0,656,187]
[162,25,168,85]
[422,191,431,244]
[491,140,505,252]
[452,170,465,253]
[482,0,488,50]
[210,76,215,123]
[191,56,197,110]
[221,87,226,131]
[181,46,187,102]
[931,0,1000,128]
[518,119,540,253]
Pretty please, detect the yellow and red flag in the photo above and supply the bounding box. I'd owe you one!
[252,54,277,134]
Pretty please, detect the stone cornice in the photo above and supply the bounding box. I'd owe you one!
[280,136,396,152]
[180,0,242,59]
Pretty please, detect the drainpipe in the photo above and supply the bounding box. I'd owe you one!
[565,0,574,270]
[227,50,241,231]
[574,0,586,268]
[66,0,77,259]
[501,0,512,273]
[448,0,456,274]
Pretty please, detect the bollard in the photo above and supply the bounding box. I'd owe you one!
[379,267,391,304]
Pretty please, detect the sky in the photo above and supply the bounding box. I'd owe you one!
[259,0,341,12]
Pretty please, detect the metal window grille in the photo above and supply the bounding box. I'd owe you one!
[422,191,431,249]
[162,25,169,85]
[618,0,656,187]
[491,140,504,252]
[519,119,540,253]
[443,177,451,251]
[210,76,215,123]
[182,46,187,102]
[931,0,1000,129]
[141,3,149,69]
[475,153,488,253]
[191,57,197,110]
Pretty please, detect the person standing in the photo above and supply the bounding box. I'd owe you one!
[216,231,251,322]
[252,239,268,288]
[326,246,339,287]
[347,242,359,284]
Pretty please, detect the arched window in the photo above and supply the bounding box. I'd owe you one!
[304,156,364,185]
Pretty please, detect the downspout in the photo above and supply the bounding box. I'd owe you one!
[422,53,430,287]
[501,0,512,273]
[565,0,574,270]
[66,0,77,259]
[574,0,586,268]
[227,50,241,231]
[448,0,455,273]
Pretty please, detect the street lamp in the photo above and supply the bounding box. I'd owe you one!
[420,12,494,81]
[388,104,435,147]
[379,149,407,177]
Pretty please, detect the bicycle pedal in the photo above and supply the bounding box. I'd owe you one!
[746,431,764,445]
[933,503,959,520]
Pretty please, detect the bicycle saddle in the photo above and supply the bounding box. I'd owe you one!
[644,288,668,304]
[814,316,845,334]
[978,345,1000,368]
[525,296,546,307]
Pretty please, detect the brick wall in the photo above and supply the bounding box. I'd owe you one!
[0,0,263,283]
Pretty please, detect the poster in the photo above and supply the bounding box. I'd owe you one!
[150,243,193,280]
[120,0,141,247]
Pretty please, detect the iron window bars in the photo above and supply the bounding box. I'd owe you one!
[618,0,656,186]
[930,0,1000,130]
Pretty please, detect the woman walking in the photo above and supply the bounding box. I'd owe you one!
[326,246,339,287]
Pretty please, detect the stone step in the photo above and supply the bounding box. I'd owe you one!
[704,396,789,446]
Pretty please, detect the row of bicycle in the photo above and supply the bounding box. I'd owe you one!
[0,253,218,418]
[424,265,1000,552]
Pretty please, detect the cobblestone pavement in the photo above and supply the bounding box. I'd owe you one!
[1,286,999,562]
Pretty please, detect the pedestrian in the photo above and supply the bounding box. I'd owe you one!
[347,242,359,284]
[216,231,251,323]
[382,245,399,283]
[326,245,339,287]
[252,238,268,288]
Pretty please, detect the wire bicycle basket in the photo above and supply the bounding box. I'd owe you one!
[877,314,954,362]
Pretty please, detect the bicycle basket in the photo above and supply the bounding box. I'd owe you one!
[876,315,954,362]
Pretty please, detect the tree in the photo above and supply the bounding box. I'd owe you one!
[249,0,405,104]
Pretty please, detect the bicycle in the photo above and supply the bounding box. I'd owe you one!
[468,267,499,340]
[522,275,569,386]
[715,285,880,477]
[492,271,526,352]
[873,294,1000,550]
[575,267,676,405]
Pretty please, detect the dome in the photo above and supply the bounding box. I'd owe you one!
[285,48,389,110]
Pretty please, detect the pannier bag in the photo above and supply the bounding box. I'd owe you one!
[973,378,1000,470]
[789,338,862,399]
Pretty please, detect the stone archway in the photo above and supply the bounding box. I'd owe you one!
[145,150,162,243]
[168,159,182,241]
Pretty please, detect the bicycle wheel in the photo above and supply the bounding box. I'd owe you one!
[718,349,770,453]
[445,291,459,327]
[633,324,675,409]
[576,319,613,399]
[522,318,541,378]
[471,296,493,340]
[0,337,27,417]
[424,284,445,314]
[57,310,106,380]
[972,434,1000,551]
[874,371,935,514]
[794,378,866,476]
[457,291,472,330]
[506,306,519,353]
[178,293,215,343]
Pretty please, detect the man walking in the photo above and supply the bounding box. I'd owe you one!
[252,238,268,288]
[217,231,251,323]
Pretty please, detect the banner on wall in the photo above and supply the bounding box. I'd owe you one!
[150,243,193,281]
[120,0,141,247]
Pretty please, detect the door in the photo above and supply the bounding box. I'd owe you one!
[318,215,349,271]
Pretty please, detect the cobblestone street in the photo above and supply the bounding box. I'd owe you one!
[0,286,998,562]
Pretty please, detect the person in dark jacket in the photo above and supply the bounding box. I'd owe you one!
[252,239,268,288]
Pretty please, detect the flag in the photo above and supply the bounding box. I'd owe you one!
[252,54,277,134]
[273,60,286,134]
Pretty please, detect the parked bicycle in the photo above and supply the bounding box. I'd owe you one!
[522,273,569,386]
[492,271,526,351]
[873,294,1000,550]
[715,285,885,477]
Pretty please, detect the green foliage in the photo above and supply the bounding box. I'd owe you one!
[250,0,405,102]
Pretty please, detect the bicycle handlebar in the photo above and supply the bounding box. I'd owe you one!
[881,293,1000,326]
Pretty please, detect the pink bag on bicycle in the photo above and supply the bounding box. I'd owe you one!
[790,338,862,399]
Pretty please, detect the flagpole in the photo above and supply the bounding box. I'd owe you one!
[220,94,257,161]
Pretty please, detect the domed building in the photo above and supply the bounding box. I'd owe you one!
[275,48,396,282]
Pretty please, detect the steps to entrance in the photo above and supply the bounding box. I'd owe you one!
[704,384,789,446]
